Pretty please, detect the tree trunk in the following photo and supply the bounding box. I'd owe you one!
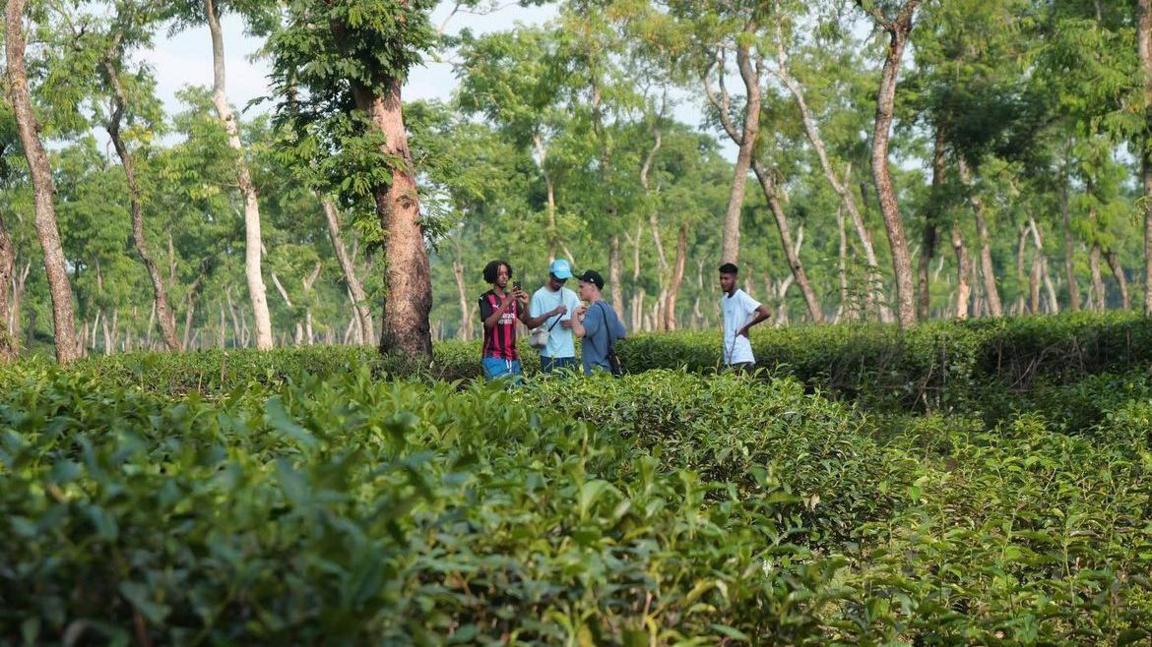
[9,260,28,346]
[204,0,273,350]
[351,80,432,357]
[705,22,761,265]
[835,205,852,323]
[451,257,471,341]
[534,134,560,262]
[864,1,922,329]
[1106,250,1129,310]
[919,127,945,320]
[6,0,80,363]
[1027,217,1059,315]
[0,213,15,361]
[322,199,375,344]
[958,158,1003,317]
[951,224,971,320]
[609,234,624,316]
[1014,223,1029,315]
[183,276,202,350]
[752,160,824,323]
[1140,0,1152,315]
[665,223,687,331]
[1060,161,1081,312]
[102,60,182,352]
[1089,241,1106,311]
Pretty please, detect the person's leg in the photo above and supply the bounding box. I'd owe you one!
[482,357,512,381]
[541,356,556,374]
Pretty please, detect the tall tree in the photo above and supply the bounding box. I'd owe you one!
[5,0,80,363]
[270,0,437,357]
[1140,0,1152,315]
[858,0,923,328]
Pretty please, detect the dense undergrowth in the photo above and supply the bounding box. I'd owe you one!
[3,312,1152,644]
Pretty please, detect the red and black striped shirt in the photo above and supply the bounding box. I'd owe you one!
[479,290,520,360]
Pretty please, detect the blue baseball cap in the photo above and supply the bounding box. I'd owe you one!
[549,258,573,280]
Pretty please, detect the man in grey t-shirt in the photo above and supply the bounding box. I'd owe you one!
[571,270,626,376]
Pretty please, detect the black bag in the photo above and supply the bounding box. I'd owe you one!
[599,303,623,377]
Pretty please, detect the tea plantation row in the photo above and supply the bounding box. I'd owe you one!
[2,313,1152,644]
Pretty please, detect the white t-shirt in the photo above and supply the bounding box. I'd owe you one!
[722,289,761,365]
[529,285,580,358]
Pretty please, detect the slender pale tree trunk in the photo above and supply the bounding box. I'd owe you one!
[1014,223,1029,315]
[752,160,824,322]
[1027,216,1059,314]
[1140,0,1152,315]
[102,59,182,352]
[322,199,375,343]
[0,213,15,361]
[182,275,203,350]
[704,21,761,265]
[451,257,471,341]
[6,0,79,363]
[1059,161,1081,312]
[665,223,687,331]
[957,158,1002,317]
[1089,241,1106,311]
[351,79,433,357]
[534,134,560,262]
[951,225,971,320]
[1105,250,1129,310]
[919,128,946,320]
[204,0,273,350]
[861,0,922,329]
[609,234,624,316]
[835,205,851,323]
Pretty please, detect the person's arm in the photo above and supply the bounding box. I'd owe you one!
[482,293,514,330]
[524,292,565,329]
[559,292,576,329]
[513,288,536,326]
[572,303,590,338]
[737,299,772,338]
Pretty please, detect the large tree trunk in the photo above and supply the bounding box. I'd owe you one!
[204,0,273,350]
[862,1,922,329]
[1105,250,1130,310]
[102,60,182,352]
[665,223,687,331]
[5,0,79,363]
[1140,0,1152,316]
[752,160,824,322]
[352,80,432,357]
[705,22,761,265]
[322,199,375,344]
[951,225,971,320]
[0,213,15,361]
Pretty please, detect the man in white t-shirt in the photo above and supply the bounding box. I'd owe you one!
[527,259,581,374]
[719,262,772,371]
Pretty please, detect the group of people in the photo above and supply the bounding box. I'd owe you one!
[477,258,773,381]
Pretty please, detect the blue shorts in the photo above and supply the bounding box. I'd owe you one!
[482,357,523,381]
[541,356,577,374]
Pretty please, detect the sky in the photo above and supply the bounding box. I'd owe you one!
[140,3,562,124]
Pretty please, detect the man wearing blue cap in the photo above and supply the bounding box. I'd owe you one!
[527,258,581,374]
